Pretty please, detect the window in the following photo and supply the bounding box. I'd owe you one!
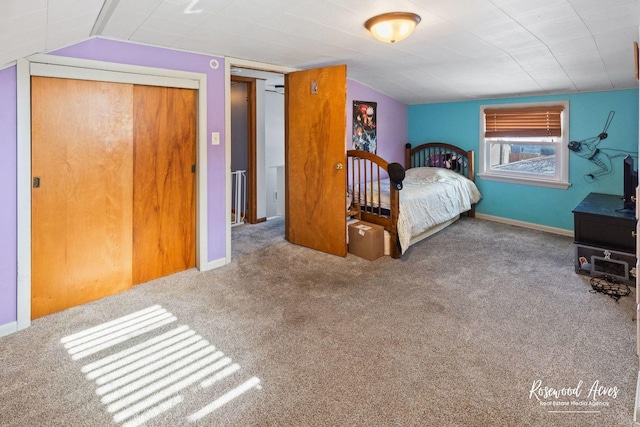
[479,101,570,189]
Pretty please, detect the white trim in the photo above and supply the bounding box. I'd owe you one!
[0,321,18,338]
[16,58,32,330]
[196,77,209,271]
[225,57,297,75]
[475,213,574,237]
[17,54,210,332]
[27,53,204,84]
[256,79,266,219]
[225,60,232,264]
[635,368,640,425]
[478,173,571,189]
[203,257,228,271]
[30,63,199,89]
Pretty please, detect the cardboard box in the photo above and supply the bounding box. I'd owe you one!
[348,221,384,261]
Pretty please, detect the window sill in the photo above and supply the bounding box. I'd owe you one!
[478,172,571,189]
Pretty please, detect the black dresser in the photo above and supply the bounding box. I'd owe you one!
[572,192,637,284]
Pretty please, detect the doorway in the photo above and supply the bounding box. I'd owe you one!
[227,64,348,259]
[229,69,285,228]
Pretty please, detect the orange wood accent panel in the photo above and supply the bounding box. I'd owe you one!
[285,65,347,256]
[132,85,196,284]
[31,77,134,319]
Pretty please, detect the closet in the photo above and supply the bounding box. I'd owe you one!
[31,77,196,319]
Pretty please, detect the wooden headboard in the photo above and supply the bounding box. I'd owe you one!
[405,142,475,182]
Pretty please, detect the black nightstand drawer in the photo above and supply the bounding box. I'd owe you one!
[573,193,636,253]
[574,213,635,252]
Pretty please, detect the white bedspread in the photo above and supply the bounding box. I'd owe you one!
[353,167,482,254]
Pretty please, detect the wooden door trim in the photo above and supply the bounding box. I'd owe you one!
[16,55,210,331]
[231,75,258,224]
[284,72,291,242]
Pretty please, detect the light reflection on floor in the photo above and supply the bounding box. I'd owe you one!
[61,305,261,426]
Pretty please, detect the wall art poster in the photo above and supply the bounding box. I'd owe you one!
[353,101,377,153]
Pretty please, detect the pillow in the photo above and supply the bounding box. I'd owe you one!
[405,167,468,182]
[428,153,459,169]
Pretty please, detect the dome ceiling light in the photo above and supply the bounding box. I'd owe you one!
[364,12,421,43]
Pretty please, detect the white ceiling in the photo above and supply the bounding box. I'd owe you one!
[1,0,638,104]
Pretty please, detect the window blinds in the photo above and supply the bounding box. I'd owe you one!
[484,106,564,138]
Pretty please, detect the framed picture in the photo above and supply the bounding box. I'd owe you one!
[353,101,377,153]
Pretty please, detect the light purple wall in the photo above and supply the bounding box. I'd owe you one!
[0,41,408,330]
[52,38,227,262]
[0,66,17,325]
[347,80,408,165]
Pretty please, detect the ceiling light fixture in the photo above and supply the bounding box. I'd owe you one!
[364,12,421,44]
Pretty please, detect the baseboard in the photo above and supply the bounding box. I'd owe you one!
[200,256,228,272]
[0,321,18,338]
[475,213,574,237]
[635,371,640,425]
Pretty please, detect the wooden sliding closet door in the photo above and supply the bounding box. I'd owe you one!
[32,79,197,319]
[31,77,134,319]
[132,85,196,284]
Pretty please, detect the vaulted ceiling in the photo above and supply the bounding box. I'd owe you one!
[2,0,638,104]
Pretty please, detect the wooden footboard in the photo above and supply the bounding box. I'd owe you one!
[347,143,476,259]
[405,142,476,217]
[346,150,404,258]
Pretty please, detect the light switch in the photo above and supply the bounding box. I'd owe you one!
[211,132,220,145]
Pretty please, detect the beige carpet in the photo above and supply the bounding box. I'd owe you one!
[0,216,637,426]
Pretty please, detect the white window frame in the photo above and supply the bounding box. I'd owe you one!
[478,101,571,189]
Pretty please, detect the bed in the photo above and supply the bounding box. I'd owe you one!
[346,142,482,258]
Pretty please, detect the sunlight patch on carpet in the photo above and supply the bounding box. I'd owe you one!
[61,305,261,426]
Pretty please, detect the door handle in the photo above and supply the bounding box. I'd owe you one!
[335,163,344,170]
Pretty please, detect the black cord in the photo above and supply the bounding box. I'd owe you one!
[589,276,631,302]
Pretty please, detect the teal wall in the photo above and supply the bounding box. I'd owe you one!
[408,89,639,232]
